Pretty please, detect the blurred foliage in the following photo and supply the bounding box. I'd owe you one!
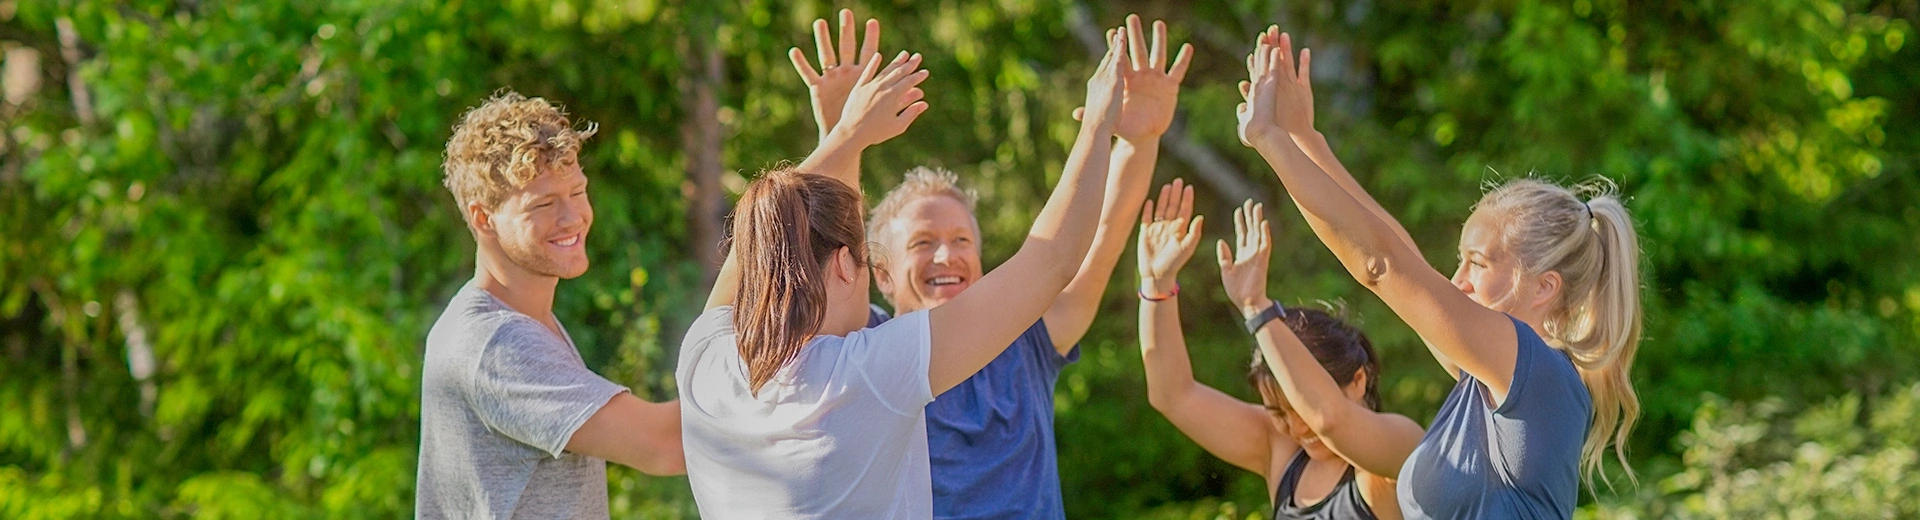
[1588,382,1920,519]
[1,0,1916,518]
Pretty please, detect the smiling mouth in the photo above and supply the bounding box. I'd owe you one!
[549,234,581,247]
[927,276,963,287]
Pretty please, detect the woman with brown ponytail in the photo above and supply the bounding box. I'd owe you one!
[673,29,1133,519]
[1235,28,1643,519]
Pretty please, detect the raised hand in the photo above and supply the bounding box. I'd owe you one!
[1136,179,1203,297]
[1236,28,1317,144]
[1081,28,1128,132]
[1110,15,1195,142]
[788,9,881,140]
[1216,199,1274,318]
[829,50,931,148]
[1236,26,1290,147]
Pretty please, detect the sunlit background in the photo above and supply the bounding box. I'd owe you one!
[2,0,1917,518]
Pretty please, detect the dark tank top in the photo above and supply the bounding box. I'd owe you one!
[1273,450,1376,520]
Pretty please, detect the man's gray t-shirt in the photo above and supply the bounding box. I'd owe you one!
[415,282,628,519]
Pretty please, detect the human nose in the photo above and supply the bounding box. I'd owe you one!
[932,241,952,264]
[1451,265,1472,293]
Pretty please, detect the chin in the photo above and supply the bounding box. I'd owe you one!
[924,286,970,306]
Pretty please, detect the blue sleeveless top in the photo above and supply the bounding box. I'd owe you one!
[1396,316,1591,519]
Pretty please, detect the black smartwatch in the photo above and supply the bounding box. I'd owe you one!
[1243,301,1287,334]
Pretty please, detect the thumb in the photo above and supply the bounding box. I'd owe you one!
[1073,107,1086,122]
[1216,240,1233,268]
[1182,216,1205,251]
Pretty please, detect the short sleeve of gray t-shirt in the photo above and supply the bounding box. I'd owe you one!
[416,283,628,519]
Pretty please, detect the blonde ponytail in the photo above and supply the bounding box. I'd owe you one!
[1476,178,1644,490]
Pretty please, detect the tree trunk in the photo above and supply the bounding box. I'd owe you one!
[679,9,726,289]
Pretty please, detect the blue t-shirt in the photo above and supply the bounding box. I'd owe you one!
[868,307,1079,520]
[1397,316,1591,519]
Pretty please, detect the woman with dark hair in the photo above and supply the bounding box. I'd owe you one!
[674,31,1133,519]
[1136,186,1423,520]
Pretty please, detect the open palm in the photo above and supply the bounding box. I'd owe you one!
[1137,179,1204,291]
[789,9,880,139]
[1217,199,1274,316]
[1113,15,1194,142]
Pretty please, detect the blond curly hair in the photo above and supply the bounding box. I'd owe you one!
[442,91,597,213]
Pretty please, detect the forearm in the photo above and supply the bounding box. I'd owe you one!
[1017,123,1115,286]
[1048,138,1161,342]
[796,130,866,190]
[1289,130,1421,254]
[1140,297,1199,410]
[631,399,686,476]
[1251,134,1411,288]
[1247,305,1358,435]
[1077,138,1161,280]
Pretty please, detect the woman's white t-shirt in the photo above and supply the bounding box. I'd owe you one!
[676,306,936,519]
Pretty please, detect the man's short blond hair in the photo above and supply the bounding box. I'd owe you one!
[866,167,981,255]
[442,91,597,211]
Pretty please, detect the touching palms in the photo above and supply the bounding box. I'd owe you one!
[788,9,881,139]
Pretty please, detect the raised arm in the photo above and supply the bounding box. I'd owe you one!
[708,22,928,310]
[1135,181,1285,476]
[1241,29,1519,399]
[1243,30,1459,378]
[1218,201,1423,478]
[1046,15,1194,351]
[925,30,1124,395]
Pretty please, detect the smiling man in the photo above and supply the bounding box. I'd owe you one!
[845,15,1193,519]
[415,92,683,519]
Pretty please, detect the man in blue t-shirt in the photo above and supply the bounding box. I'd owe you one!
[791,14,1193,517]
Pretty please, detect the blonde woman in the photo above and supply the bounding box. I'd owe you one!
[1236,29,1642,519]
[1136,182,1423,520]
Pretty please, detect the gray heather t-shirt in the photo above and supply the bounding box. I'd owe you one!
[415,282,629,519]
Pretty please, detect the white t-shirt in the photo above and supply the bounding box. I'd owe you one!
[676,306,936,519]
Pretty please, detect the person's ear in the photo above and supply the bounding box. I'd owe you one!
[871,257,895,293]
[835,247,859,284]
[1533,270,1563,310]
[468,200,497,238]
[1345,367,1369,402]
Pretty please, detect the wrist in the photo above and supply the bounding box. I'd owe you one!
[1117,133,1164,149]
[820,125,869,151]
[1139,281,1179,301]
[1237,298,1271,320]
[1289,128,1326,146]
[1139,274,1177,296]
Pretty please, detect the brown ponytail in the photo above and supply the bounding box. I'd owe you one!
[730,170,868,394]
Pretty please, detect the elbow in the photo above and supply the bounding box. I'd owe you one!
[1352,252,1395,292]
[1146,386,1184,415]
[1303,405,1352,440]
